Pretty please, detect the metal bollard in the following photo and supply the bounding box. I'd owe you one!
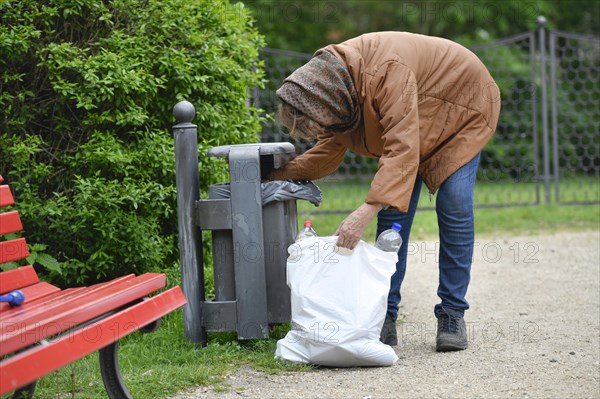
[172,101,206,345]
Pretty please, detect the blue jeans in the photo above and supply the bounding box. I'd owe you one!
[377,153,481,320]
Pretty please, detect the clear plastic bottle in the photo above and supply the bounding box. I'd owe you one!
[375,223,403,252]
[296,220,318,242]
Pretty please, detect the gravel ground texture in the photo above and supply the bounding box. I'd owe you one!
[171,230,600,399]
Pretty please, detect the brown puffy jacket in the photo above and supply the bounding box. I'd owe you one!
[271,32,501,212]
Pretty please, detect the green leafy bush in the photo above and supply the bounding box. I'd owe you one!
[0,0,264,285]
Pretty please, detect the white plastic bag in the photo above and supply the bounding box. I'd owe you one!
[275,236,399,367]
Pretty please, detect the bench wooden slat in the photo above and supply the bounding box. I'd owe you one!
[0,273,167,356]
[0,211,23,235]
[0,274,144,326]
[0,275,135,320]
[0,282,61,313]
[0,286,186,395]
[0,287,87,320]
[0,238,30,264]
[0,265,38,294]
[0,185,15,208]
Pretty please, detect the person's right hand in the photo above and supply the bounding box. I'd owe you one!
[335,202,382,249]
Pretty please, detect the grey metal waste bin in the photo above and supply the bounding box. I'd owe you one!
[196,142,300,341]
[172,100,320,345]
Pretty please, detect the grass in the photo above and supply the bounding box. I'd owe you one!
[298,179,600,241]
[299,201,600,243]
[1,314,310,399]
[3,179,598,399]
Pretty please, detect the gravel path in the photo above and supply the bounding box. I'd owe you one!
[172,230,600,399]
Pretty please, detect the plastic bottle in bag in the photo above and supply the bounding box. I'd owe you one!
[296,220,318,242]
[375,223,403,252]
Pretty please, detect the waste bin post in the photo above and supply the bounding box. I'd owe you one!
[172,101,206,345]
[228,145,270,339]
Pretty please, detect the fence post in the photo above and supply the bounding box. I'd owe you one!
[528,31,541,206]
[172,101,206,345]
[549,31,561,204]
[538,16,551,204]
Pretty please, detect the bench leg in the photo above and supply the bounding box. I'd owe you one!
[12,381,36,399]
[139,317,162,333]
[99,341,133,399]
[9,342,40,399]
[98,315,163,399]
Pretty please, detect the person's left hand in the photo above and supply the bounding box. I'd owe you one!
[335,203,383,249]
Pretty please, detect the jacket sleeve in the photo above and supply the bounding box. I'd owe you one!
[269,132,347,181]
[365,62,420,212]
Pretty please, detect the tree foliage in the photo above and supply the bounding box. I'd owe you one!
[243,0,598,52]
[0,0,264,285]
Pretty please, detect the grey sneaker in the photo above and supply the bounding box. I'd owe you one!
[380,317,398,346]
[435,307,468,352]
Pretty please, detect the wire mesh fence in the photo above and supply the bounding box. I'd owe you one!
[550,31,600,205]
[470,32,540,207]
[254,24,599,214]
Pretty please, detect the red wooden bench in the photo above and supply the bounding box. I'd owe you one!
[0,175,187,398]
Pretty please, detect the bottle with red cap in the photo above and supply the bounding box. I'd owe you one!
[295,220,318,242]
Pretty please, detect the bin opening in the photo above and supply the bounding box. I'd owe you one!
[209,180,322,206]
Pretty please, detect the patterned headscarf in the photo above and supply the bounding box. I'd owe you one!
[276,49,360,133]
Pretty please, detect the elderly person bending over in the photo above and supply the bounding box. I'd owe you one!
[270,32,501,351]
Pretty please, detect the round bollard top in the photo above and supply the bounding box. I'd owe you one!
[173,101,196,125]
[537,16,547,27]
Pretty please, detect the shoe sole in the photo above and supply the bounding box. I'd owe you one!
[436,342,468,352]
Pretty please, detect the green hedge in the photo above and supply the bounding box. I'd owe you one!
[0,0,265,285]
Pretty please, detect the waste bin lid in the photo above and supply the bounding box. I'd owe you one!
[208,142,295,158]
